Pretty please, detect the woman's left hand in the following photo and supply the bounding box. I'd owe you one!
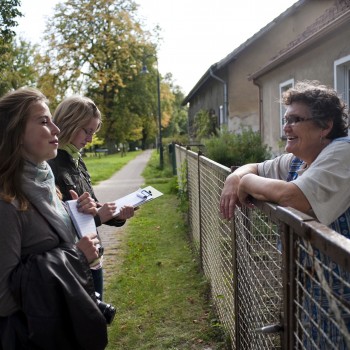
[70,190,98,216]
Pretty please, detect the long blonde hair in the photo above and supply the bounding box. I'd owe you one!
[53,96,102,147]
[0,87,49,210]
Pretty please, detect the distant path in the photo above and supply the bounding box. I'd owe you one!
[93,150,152,279]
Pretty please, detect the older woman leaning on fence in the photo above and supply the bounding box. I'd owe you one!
[220,80,350,348]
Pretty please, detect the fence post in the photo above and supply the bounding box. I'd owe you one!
[282,223,297,350]
[231,216,240,349]
[170,141,177,175]
[197,150,203,270]
[280,223,290,349]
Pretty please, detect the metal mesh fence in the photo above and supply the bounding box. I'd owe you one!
[292,222,350,350]
[199,156,236,343]
[234,208,283,349]
[175,145,350,350]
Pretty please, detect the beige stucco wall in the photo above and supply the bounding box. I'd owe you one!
[226,0,330,135]
[256,24,350,155]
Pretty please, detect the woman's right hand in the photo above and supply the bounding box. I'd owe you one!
[220,173,241,220]
[97,202,117,224]
[76,233,100,263]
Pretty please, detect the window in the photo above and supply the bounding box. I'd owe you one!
[279,79,294,138]
[334,55,350,110]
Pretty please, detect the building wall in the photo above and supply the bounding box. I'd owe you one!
[185,0,340,145]
[187,78,225,139]
[256,23,350,155]
[226,0,332,135]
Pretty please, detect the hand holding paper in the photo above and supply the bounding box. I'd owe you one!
[66,199,97,238]
[113,186,163,216]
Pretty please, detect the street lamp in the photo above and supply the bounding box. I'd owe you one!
[141,56,164,169]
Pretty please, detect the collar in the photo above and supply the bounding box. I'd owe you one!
[60,144,81,167]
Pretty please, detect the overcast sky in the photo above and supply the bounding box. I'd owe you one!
[16,0,298,94]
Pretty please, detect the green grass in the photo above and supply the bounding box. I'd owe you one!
[102,151,229,350]
[83,150,142,185]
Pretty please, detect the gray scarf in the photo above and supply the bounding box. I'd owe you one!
[21,160,76,243]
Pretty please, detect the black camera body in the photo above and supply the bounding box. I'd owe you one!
[95,292,116,325]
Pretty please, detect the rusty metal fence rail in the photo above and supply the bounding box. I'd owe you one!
[175,144,350,350]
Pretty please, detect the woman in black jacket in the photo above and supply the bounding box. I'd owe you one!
[0,87,107,349]
[48,96,134,297]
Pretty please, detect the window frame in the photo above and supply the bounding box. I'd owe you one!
[279,79,294,139]
[334,55,350,109]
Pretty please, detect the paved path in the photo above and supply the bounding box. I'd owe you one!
[93,150,152,278]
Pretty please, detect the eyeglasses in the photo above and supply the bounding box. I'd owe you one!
[81,127,96,137]
[284,115,314,126]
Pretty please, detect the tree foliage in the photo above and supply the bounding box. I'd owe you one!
[193,109,218,140]
[0,0,22,43]
[0,0,22,84]
[163,76,188,142]
[0,0,187,151]
[0,38,40,96]
[44,0,159,151]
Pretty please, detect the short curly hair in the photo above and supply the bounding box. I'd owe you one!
[282,80,348,139]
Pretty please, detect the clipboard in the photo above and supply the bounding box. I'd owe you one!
[113,185,163,216]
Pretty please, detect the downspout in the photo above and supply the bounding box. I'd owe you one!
[253,79,263,139]
[209,67,228,125]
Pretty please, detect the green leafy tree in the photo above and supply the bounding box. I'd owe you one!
[193,109,218,140]
[0,38,40,95]
[0,0,22,91]
[163,81,188,141]
[44,0,154,152]
[0,0,21,39]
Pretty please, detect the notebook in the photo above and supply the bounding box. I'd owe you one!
[66,200,97,238]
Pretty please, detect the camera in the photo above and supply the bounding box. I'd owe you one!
[95,292,116,325]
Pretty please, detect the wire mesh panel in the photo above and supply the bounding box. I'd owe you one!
[174,145,187,194]
[234,206,283,349]
[292,222,350,350]
[198,156,236,344]
[186,150,201,252]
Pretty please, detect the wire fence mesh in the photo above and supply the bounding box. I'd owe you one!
[175,144,350,350]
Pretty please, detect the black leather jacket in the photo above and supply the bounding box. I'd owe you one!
[48,149,125,227]
[10,244,108,350]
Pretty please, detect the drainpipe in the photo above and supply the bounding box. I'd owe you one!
[209,67,228,126]
[253,79,263,139]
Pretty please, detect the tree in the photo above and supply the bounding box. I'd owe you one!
[0,38,40,96]
[0,0,22,87]
[0,0,22,45]
[162,77,188,142]
[44,0,155,152]
[193,109,218,141]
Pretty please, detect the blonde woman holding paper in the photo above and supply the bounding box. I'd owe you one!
[48,96,134,297]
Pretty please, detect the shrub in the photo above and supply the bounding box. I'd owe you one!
[202,127,272,168]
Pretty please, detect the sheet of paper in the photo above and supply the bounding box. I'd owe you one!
[66,200,97,238]
[113,188,150,215]
[113,186,163,216]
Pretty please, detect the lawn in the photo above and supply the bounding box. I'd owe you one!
[84,150,142,185]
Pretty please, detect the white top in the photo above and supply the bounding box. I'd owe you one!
[257,139,350,226]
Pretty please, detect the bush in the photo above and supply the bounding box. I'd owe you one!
[202,127,272,168]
